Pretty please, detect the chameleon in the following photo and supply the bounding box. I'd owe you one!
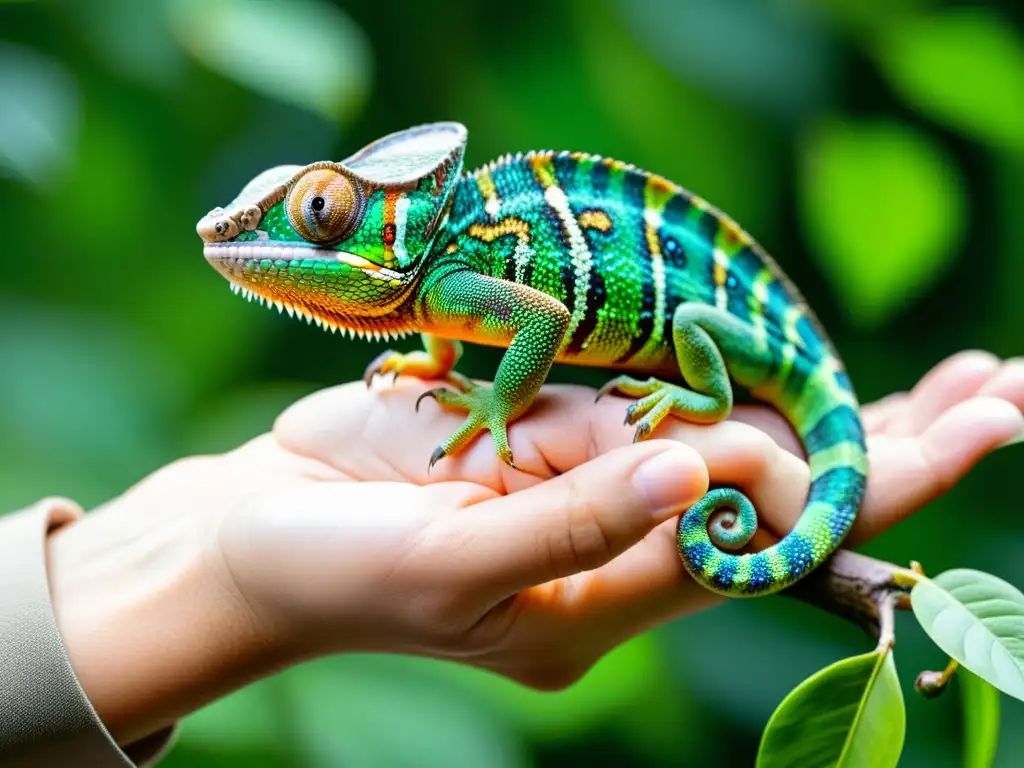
[197,122,867,598]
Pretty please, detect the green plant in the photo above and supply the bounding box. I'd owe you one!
[757,554,1020,767]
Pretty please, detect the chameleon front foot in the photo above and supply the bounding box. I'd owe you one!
[363,334,464,388]
[597,375,730,443]
[416,380,516,470]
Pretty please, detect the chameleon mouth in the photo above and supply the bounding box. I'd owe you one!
[203,243,412,340]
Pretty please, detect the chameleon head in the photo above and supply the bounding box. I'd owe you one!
[197,122,467,336]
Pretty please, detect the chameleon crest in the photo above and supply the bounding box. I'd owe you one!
[198,122,466,336]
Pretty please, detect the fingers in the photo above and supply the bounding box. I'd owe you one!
[442,441,708,603]
[851,396,1024,545]
[529,421,812,629]
[976,357,1024,412]
[877,350,1001,437]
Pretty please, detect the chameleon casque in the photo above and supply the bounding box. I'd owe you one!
[197,122,867,598]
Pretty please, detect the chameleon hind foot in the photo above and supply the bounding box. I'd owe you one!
[597,375,731,443]
[416,379,515,470]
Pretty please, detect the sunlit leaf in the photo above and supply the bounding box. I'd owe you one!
[0,43,78,187]
[756,648,905,768]
[960,668,1001,768]
[876,8,1024,154]
[799,119,964,328]
[166,0,371,123]
[911,569,1024,702]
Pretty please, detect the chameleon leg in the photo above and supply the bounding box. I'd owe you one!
[415,270,571,469]
[363,334,464,387]
[598,303,772,441]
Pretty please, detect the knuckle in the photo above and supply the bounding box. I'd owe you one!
[545,480,615,574]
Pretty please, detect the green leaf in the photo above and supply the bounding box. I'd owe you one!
[756,648,905,768]
[166,0,371,123]
[960,668,1001,768]
[876,8,1024,155]
[911,569,1024,702]
[799,119,964,328]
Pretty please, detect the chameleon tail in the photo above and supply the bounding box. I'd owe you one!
[676,359,868,597]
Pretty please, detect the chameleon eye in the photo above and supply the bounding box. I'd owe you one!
[286,168,363,244]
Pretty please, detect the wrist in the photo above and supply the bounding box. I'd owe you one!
[45,462,291,745]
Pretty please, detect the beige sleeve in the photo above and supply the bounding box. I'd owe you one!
[0,499,177,767]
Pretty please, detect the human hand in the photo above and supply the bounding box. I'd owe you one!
[46,351,1023,745]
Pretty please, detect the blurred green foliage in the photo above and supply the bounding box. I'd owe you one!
[0,0,1021,765]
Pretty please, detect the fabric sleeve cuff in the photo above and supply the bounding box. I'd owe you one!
[0,499,178,767]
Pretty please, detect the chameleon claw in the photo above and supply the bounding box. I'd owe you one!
[427,445,446,473]
[633,423,652,443]
[416,389,442,412]
[496,445,517,469]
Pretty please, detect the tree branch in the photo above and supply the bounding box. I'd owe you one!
[783,550,919,640]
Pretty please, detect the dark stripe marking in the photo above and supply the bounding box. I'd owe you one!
[803,404,865,453]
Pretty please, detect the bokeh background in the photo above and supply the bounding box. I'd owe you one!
[1,0,1021,765]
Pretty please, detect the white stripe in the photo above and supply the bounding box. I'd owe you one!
[639,207,666,356]
[544,184,590,345]
[514,240,534,284]
[751,270,771,349]
[393,196,411,267]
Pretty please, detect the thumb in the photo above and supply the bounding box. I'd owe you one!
[459,440,709,602]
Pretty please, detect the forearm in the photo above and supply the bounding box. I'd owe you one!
[44,471,289,746]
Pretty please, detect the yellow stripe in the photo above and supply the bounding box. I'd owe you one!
[476,170,500,219]
[637,177,674,359]
[810,440,868,479]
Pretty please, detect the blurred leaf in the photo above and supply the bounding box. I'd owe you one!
[66,0,185,89]
[615,0,835,122]
[462,633,666,741]
[166,0,371,123]
[183,381,317,454]
[282,656,525,768]
[0,43,78,187]
[799,119,964,328]
[961,668,1000,768]
[178,679,290,755]
[0,302,184,501]
[571,0,779,237]
[876,8,1024,155]
[911,569,1024,702]
[756,648,905,768]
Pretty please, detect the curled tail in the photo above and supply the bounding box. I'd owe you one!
[676,359,868,597]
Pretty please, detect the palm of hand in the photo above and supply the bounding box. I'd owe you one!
[196,351,1021,688]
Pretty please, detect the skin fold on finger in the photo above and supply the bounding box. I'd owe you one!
[442,441,709,604]
[884,350,1000,438]
[860,392,909,434]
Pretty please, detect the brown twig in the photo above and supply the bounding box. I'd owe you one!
[783,550,920,639]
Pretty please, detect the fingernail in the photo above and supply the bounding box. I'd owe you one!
[632,446,703,519]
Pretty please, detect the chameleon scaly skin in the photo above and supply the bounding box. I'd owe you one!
[198,123,867,598]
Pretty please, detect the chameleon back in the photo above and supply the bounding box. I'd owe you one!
[440,150,867,595]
